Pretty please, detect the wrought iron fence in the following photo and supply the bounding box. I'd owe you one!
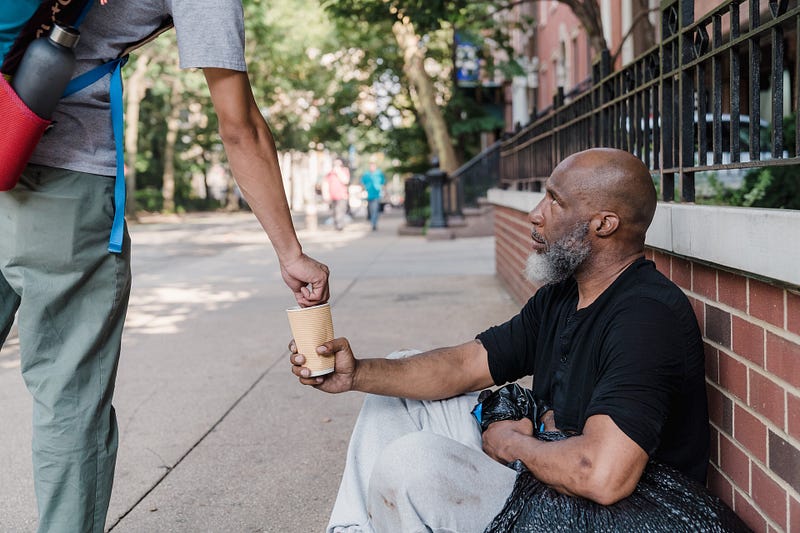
[450,141,502,208]
[404,174,429,227]
[499,0,800,203]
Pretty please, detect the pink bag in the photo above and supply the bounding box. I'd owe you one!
[0,75,50,191]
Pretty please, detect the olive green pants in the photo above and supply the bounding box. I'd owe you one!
[0,165,131,533]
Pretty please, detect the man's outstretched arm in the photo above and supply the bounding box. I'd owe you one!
[482,414,648,505]
[291,337,496,401]
[203,67,329,306]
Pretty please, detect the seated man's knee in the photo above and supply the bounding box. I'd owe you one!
[368,431,453,497]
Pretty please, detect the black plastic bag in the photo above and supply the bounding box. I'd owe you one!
[472,382,543,432]
[474,384,752,533]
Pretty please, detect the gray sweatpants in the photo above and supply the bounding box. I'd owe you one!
[328,352,518,533]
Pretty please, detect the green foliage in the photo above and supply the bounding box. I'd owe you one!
[134,188,164,212]
[698,168,800,210]
[698,113,799,210]
[126,0,525,214]
[739,166,800,209]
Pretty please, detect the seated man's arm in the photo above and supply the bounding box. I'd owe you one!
[292,337,496,401]
[482,413,648,505]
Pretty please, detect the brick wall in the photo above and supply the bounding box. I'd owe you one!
[493,204,800,532]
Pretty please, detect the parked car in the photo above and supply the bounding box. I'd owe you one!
[630,113,783,195]
[694,113,779,194]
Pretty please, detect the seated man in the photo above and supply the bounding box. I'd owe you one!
[291,148,709,533]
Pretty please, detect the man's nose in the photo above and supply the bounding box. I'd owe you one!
[528,204,544,226]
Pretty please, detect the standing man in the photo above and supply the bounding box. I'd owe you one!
[360,159,385,231]
[0,1,330,531]
[292,148,709,533]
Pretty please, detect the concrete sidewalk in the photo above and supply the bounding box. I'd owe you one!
[0,209,520,532]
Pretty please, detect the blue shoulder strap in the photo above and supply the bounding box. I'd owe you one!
[62,56,129,254]
[61,0,129,254]
[107,56,128,253]
[74,1,95,27]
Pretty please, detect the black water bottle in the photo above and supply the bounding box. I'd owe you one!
[11,24,80,120]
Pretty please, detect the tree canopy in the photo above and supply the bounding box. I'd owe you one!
[126,0,527,211]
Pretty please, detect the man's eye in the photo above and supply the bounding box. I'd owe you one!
[551,198,559,205]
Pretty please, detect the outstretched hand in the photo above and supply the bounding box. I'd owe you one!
[290,337,357,393]
[281,253,330,307]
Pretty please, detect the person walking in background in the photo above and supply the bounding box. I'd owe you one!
[360,160,385,231]
[324,158,351,231]
[0,1,330,531]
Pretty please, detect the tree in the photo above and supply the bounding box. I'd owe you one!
[391,10,458,172]
[124,0,352,213]
[325,0,518,173]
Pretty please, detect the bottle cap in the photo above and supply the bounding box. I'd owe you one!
[49,24,80,49]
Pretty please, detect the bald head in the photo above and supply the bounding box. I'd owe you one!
[554,148,656,239]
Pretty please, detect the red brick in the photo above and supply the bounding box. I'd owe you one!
[768,431,800,491]
[650,249,670,278]
[733,404,767,463]
[749,279,785,328]
[707,464,733,507]
[791,495,800,533]
[788,290,800,336]
[732,316,765,367]
[720,433,750,490]
[766,331,800,389]
[718,270,748,312]
[734,490,768,533]
[709,426,720,465]
[707,305,732,348]
[705,343,719,383]
[672,256,692,291]
[751,463,787,529]
[789,392,800,441]
[719,351,748,401]
[748,369,785,430]
[693,263,717,300]
[707,384,733,435]
[692,297,705,331]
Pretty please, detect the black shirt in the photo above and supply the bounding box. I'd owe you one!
[476,258,709,483]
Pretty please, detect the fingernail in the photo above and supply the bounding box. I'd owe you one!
[317,346,327,353]
[301,369,309,378]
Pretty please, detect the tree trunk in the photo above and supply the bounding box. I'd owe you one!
[123,52,151,219]
[162,75,183,213]
[392,16,460,173]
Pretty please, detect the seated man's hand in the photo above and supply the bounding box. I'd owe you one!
[482,418,534,465]
[290,337,357,393]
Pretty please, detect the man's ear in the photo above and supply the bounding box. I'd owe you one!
[593,211,619,237]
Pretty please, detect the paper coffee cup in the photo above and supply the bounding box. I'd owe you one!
[286,302,335,377]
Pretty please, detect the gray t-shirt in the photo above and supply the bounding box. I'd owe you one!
[30,0,246,176]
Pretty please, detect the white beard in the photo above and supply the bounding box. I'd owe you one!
[524,222,591,285]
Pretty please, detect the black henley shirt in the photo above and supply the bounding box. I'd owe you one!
[476,257,710,483]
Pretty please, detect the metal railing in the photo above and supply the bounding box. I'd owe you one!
[403,174,429,227]
[499,0,800,203]
[450,141,502,208]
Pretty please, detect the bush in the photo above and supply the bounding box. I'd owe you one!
[134,188,163,212]
[700,165,800,210]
